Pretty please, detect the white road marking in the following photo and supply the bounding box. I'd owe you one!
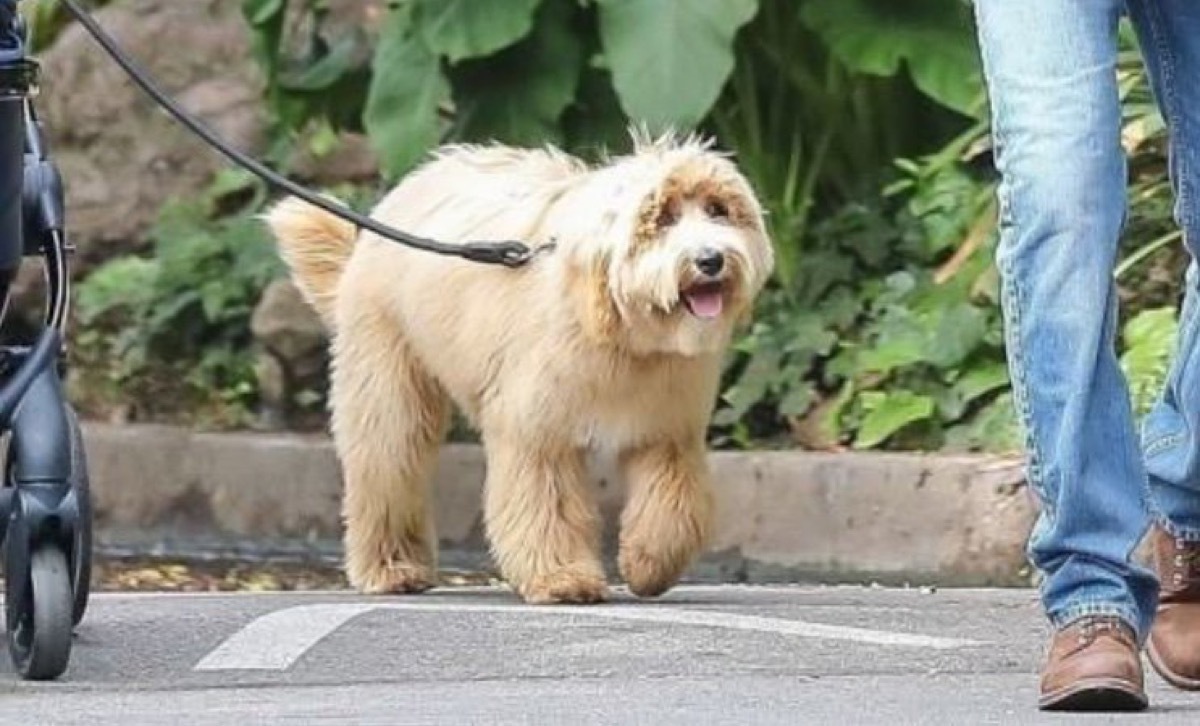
[194,602,984,672]
[195,603,377,671]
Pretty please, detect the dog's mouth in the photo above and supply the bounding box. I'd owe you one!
[681,281,726,320]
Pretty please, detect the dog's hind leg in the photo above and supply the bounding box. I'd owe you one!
[484,442,607,604]
[617,438,714,598]
[330,314,449,594]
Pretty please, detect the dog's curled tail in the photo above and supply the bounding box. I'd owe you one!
[264,196,357,328]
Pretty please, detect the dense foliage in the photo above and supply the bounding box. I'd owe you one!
[71,172,283,427]
[66,1,1183,452]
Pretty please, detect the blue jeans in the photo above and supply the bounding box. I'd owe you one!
[974,0,1200,641]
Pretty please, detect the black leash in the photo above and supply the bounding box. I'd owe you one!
[58,0,546,268]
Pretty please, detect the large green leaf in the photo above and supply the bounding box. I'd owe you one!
[937,359,1008,422]
[779,385,816,418]
[242,0,288,82]
[854,307,927,374]
[596,0,759,129]
[943,393,1020,453]
[854,337,925,375]
[243,0,284,25]
[954,361,1010,405]
[562,65,634,155]
[856,297,990,376]
[449,1,582,146]
[926,303,987,369]
[800,0,982,116]
[720,349,783,421]
[1121,306,1178,416]
[416,0,544,63]
[279,34,364,92]
[855,390,935,449]
[364,12,450,179]
[1124,306,1178,351]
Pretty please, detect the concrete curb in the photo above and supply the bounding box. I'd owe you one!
[81,424,1036,586]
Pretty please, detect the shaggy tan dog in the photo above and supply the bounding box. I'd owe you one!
[265,132,773,604]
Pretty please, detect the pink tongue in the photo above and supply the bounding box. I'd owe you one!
[686,290,724,319]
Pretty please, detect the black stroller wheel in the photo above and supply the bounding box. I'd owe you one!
[6,545,73,680]
[2,404,92,628]
[64,405,91,626]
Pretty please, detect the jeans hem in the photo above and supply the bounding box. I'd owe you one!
[1050,603,1146,643]
[1152,513,1200,542]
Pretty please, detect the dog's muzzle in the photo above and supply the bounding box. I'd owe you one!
[680,248,729,320]
[694,248,725,277]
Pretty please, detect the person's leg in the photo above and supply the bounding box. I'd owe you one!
[1125,0,1200,691]
[974,0,1155,710]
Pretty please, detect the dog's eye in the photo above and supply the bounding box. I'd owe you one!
[656,201,679,227]
[705,199,730,220]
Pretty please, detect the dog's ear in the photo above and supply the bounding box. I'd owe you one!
[570,249,622,345]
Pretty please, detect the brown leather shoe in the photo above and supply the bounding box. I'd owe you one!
[1039,616,1147,711]
[1148,526,1200,690]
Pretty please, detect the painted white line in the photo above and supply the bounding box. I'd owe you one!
[194,602,984,672]
[195,603,377,671]
[573,607,978,649]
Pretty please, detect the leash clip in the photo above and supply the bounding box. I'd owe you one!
[460,241,555,268]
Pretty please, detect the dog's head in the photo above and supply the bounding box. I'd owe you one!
[565,132,774,357]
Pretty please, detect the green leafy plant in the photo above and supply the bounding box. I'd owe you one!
[1121,307,1177,418]
[243,0,981,178]
[713,139,1017,453]
[706,0,977,292]
[71,171,286,427]
[798,0,982,116]
[244,0,758,175]
[240,0,988,325]
[25,0,117,52]
[56,1,1185,454]
[713,20,1183,452]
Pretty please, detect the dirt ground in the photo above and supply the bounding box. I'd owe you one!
[91,557,498,593]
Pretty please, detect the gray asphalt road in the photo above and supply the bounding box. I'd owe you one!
[0,585,1195,725]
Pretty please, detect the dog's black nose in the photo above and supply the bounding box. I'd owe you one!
[695,249,725,277]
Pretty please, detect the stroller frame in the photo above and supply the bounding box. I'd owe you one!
[0,0,93,682]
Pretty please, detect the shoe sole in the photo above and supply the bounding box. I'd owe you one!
[1148,639,1200,691]
[1039,678,1148,712]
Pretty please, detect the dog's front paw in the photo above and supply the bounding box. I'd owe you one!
[518,568,608,605]
[349,562,437,595]
[618,542,690,599]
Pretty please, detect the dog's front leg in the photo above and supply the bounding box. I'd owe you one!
[618,439,714,598]
[484,442,607,604]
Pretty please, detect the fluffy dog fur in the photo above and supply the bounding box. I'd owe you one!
[265,132,773,604]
